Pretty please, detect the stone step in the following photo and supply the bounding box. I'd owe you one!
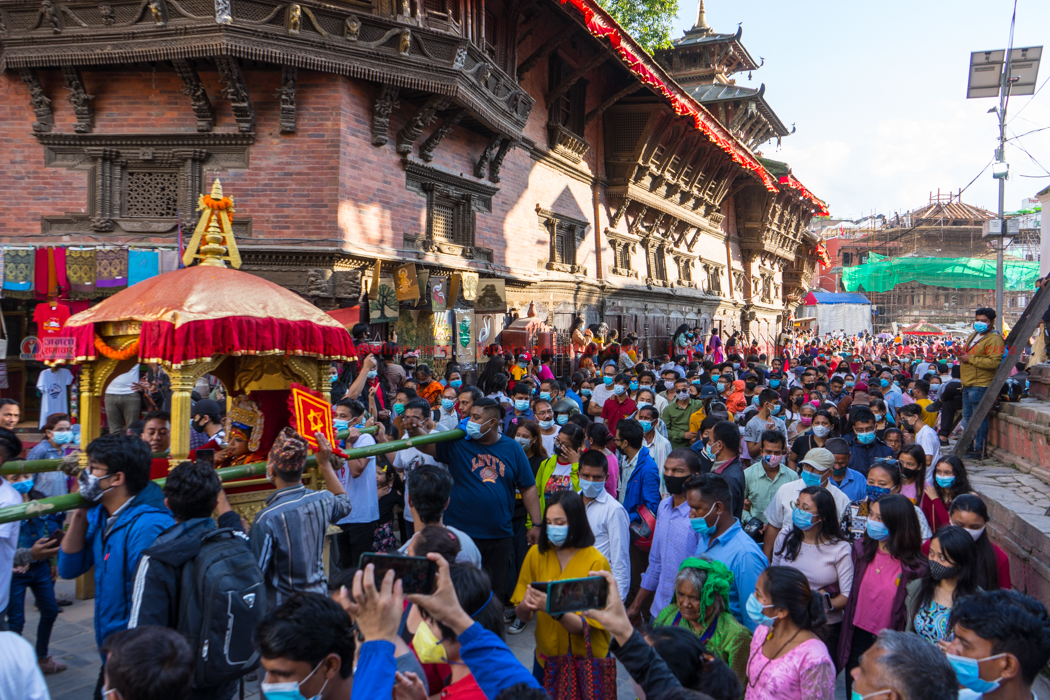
[989,399,1050,488]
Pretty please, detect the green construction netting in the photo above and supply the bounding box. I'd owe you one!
[841,256,1040,293]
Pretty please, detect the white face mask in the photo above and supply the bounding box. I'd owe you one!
[260,660,328,700]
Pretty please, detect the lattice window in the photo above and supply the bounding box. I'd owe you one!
[649,244,667,281]
[616,242,632,271]
[707,266,722,295]
[124,171,179,218]
[677,257,692,283]
[548,55,587,137]
[553,223,572,264]
[431,200,457,243]
[538,207,587,273]
[610,113,650,154]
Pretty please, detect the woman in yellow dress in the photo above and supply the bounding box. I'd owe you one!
[511,489,612,685]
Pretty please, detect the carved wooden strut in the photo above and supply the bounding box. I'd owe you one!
[474,135,504,179]
[61,66,94,134]
[420,108,466,162]
[215,56,255,133]
[19,69,54,134]
[172,59,215,132]
[396,95,452,155]
[371,84,400,147]
[276,65,297,134]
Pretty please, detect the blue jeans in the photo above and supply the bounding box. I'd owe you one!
[962,386,989,452]
[6,560,58,659]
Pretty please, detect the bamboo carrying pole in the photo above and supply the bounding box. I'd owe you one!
[0,427,379,476]
[0,428,462,524]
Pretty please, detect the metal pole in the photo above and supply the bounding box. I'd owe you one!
[0,428,463,524]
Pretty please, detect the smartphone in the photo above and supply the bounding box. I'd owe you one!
[47,529,64,546]
[359,553,437,595]
[196,449,215,469]
[545,576,608,616]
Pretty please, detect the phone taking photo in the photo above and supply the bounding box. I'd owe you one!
[543,576,609,616]
[196,448,215,470]
[359,553,437,595]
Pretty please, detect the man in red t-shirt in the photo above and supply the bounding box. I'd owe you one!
[601,374,637,434]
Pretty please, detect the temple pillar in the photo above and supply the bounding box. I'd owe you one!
[169,370,195,460]
[77,363,98,469]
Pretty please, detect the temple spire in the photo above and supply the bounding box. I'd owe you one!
[693,0,713,34]
[182,178,242,269]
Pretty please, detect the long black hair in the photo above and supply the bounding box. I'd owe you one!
[775,486,847,562]
[539,490,595,553]
[913,526,979,612]
[478,355,507,396]
[644,626,742,700]
[424,564,504,643]
[949,494,1000,590]
[762,566,827,632]
[861,494,924,567]
[933,456,972,504]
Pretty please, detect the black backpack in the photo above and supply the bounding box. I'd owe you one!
[177,528,267,689]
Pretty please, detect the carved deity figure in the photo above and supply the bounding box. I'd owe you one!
[398,28,410,56]
[288,4,301,33]
[344,15,360,40]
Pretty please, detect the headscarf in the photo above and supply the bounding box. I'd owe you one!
[674,557,734,623]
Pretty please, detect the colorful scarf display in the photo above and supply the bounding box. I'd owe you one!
[3,248,34,298]
[129,249,159,287]
[67,248,97,299]
[96,248,129,295]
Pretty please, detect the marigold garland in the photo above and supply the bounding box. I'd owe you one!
[201,195,234,211]
[94,335,139,361]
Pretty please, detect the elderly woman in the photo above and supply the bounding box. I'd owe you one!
[653,557,751,688]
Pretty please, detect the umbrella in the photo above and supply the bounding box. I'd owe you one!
[876,333,892,340]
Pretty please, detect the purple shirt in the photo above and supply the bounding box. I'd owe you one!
[639,496,700,617]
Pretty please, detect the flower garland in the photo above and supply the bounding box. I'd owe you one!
[94,334,139,361]
[201,194,234,211]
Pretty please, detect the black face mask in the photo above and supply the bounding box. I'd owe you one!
[793,396,804,405]
[803,383,815,390]
[745,382,757,392]
[900,465,923,480]
[191,418,208,433]
[664,474,689,495]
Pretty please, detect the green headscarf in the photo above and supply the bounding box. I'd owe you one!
[673,557,734,624]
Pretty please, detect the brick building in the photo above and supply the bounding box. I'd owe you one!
[0,0,824,413]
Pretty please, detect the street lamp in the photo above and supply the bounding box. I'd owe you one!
[967,43,1042,333]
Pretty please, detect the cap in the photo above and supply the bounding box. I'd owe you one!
[192,399,221,420]
[699,385,718,399]
[799,447,834,472]
[824,437,851,456]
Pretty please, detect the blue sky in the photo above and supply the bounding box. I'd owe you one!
[669,1,1050,218]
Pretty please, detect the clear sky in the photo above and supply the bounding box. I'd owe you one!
[669,0,1050,218]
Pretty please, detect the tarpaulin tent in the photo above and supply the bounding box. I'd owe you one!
[841,256,1039,293]
[803,292,874,336]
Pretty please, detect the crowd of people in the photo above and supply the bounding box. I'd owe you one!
[0,306,1048,700]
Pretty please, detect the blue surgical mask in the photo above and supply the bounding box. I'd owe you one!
[636,401,651,410]
[946,653,1006,694]
[689,502,717,537]
[555,414,569,426]
[935,474,956,488]
[367,370,378,379]
[450,379,462,389]
[581,389,592,397]
[801,469,823,487]
[514,399,529,412]
[393,403,405,416]
[333,419,350,433]
[733,362,740,369]
[852,691,893,700]
[866,520,890,541]
[752,396,760,406]
[538,419,555,430]
[260,660,328,700]
[579,480,605,499]
[52,430,74,445]
[845,381,855,389]
[539,392,552,401]
[973,322,989,333]
[880,379,890,388]
[771,404,781,415]
[613,385,626,396]
[866,484,891,502]
[856,430,876,445]
[465,419,488,439]
[546,524,569,546]
[770,380,780,389]
[716,382,726,393]
[441,398,456,411]
[603,376,614,386]
[791,507,816,530]
[639,420,653,433]
[12,479,34,495]
[745,593,776,628]
[518,362,527,368]
[629,381,639,391]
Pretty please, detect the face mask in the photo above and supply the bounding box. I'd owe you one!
[449,379,462,389]
[538,419,555,430]
[856,431,875,445]
[603,376,614,386]
[812,425,831,438]
[866,484,891,502]
[851,691,892,700]
[866,520,890,541]
[546,524,569,546]
[260,660,329,700]
[716,382,726,393]
[792,507,817,530]
[191,419,208,433]
[733,362,740,369]
[514,399,529,412]
[751,396,760,407]
[664,474,687,495]
[845,382,855,389]
[900,466,922,480]
[935,474,955,488]
[762,454,784,469]
[745,593,777,628]
[636,401,652,410]
[703,442,718,461]
[440,398,456,411]
[412,620,449,665]
[800,417,813,427]
[929,560,960,581]
[664,380,675,390]
[629,381,639,391]
[801,469,823,487]
[960,525,986,541]
[771,404,781,415]
[518,362,527,369]
[52,430,74,445]
[539,391,551,401]
[581,389,592,397]
[689,502,717,536]
[946,653,1006,694]
[514,436,532,449]
[745,382,757,392]
[555,414,569,426]
[77,470,116,503]
[770,380,780,389]
[393,403,405,416]
[613,385,626,396]
[579,479,606,499]
[333,419,350,433]
[465,420,487,440]
[367,370,378,379]
[973,322,989,333]
[12,479,34,495]
[639,420,653,433]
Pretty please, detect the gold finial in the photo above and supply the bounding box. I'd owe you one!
[694,0,713,34]
[182,178,242,269]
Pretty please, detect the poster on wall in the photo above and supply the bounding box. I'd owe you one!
[449,271,478,305]
[433,311,453,358]
[394,263,420,303]
[430,275,449,313]
[476,312,505,360]
[369,277,398,323]
[368,259,382,300]
[474,279,507,314]
[455,309,476,363]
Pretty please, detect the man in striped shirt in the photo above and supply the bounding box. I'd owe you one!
[250,428,351,611]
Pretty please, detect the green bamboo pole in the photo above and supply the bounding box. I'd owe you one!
[0,427,378,476]
[0,428,463,524]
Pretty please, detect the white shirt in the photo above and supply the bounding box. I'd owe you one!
[914,424,942,483]
[337,433,378,525]
[36,368,72,428]
[583,487,631,601]
[590,383,615,422]
[399,525,482,569]
[434,407,459,432]
[0,632,49,700]
[0,480,21,612]
[106,364,140,395]
[764,478,851,531]
[643,432,672,497]
[539,426,561,458]
[392,429,446,523]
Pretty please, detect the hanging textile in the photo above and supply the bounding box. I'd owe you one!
[0,248,5,299]
[157,248,180,275]
[54,246,68,295]
[96,248,129,296]
[33,247,49,299]
[128,249,160,286]
[3,247,34,298]
[67,247,97,299]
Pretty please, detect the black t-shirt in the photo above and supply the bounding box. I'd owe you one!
[791,433,824,461]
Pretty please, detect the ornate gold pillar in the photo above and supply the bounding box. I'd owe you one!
[169,369,195,460]
[77,363,97,468]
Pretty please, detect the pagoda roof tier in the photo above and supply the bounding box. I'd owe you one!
[688,82,790,147]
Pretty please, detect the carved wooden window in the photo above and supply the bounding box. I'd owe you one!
[611,238,634,277]
[648,243,667,282]
[704,265,723,295]
[677,257,692,283]
[405,162,497,261]
[124,171,180,218]
[734,272,745,294]
[537,207,588,274]
[549,55,586,138]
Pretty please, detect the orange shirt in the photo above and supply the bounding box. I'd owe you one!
[418,380,444,407]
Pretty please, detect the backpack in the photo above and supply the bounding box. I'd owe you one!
[177,528,267,689]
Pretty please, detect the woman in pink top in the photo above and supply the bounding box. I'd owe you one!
[744,567,835,699]
[836,494,927,697]
[585,422,619,497]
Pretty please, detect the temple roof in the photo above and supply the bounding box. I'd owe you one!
[689,83,790,138]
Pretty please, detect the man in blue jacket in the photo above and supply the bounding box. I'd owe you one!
[844,409,894,477]
[612,418,661,605]
[59,432,174,699]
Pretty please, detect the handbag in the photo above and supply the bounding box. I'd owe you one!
[629,504,656,552]
[542,621,617,700]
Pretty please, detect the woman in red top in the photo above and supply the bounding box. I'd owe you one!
[920,494,1012,590]
[921,455,972,534]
